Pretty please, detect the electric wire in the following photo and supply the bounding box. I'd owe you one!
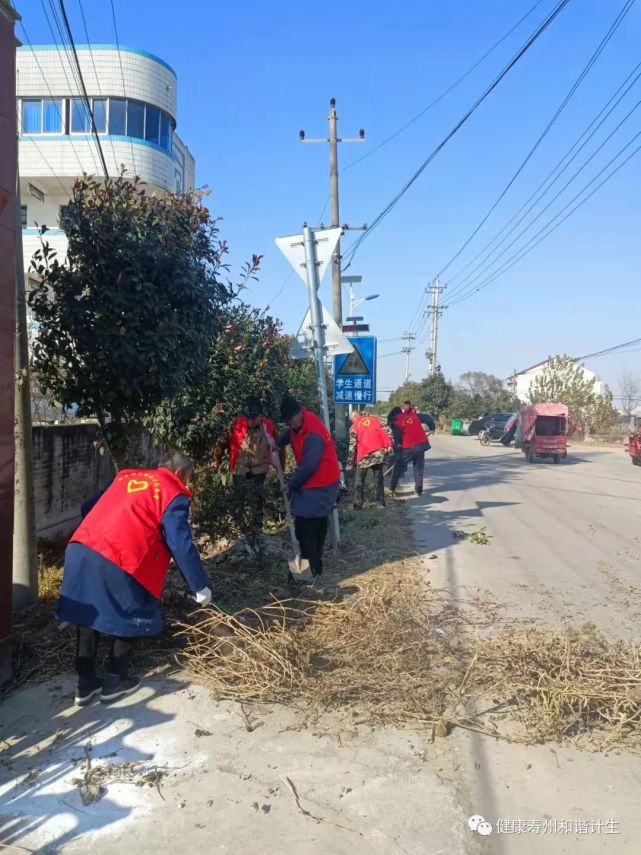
[59,0,109,177]
[109,0,138,173]
[77,0,118,167]
[436,0,636,280]
[40,0,101,175]
[341,0,548,174]
[447,130,641,307]
[445,55,641,297]
[17,21,87,180]
[342,0,572,270]
[448,90,641,299]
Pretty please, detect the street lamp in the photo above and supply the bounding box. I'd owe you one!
[351,293,379,314]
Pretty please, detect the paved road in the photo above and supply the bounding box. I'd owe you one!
[407,434,641,636]
[403,435,641,855]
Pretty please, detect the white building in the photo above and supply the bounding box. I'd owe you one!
[509,359,601,403]
[17,43,195,278]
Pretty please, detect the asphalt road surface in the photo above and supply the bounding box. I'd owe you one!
[408,434,641,637]
[403,434,641,855]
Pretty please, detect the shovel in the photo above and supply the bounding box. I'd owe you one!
[264,427,313,582]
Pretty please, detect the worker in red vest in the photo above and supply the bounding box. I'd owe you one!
[58,450,211,706]
[347,412,393,509]
[390,405,436,497]
[276,394,340,581]
[212,397,277,483]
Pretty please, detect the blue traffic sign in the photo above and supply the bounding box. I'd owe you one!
[333,336,377,405]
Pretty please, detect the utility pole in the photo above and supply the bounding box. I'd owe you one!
[0,0,19,683]
[402,332,416,383]
[301,224,340,549]
[426,277,446,376]
[299,99,365,442]
[13,176,37,608]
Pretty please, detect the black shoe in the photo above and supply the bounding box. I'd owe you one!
[75,676,102,706]
[353,503,363,510]
[377,500,386,507]
[101,672,142,704]
[415,488,423,496]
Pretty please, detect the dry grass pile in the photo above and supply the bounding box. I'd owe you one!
[473,625,641,751]
[179,581,641,752]
[178,578,493,730]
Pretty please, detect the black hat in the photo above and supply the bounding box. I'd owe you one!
[280,394,302,422]
[243,397,262,419]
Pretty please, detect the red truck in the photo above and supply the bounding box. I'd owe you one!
[521,403,569,464]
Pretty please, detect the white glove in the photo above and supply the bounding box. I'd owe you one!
[194,586,212,606]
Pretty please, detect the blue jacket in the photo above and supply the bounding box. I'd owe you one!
[58,489,207,637]
[277,430,339,518]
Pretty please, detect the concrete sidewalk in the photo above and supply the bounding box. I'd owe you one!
[0,672,477,854]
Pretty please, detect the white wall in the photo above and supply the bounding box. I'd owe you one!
[17,45,177,118]
[516,363,601,402]
[20,135,177,189]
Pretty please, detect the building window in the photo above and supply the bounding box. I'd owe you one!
[145,105,160,145]
[109,98,126,135]
[127,100,144,139]
[22,100,42,133]
[21,205,27,228]
[93,99,107,133]
[19,96,174,152]
[71,98,91,132]
[43,99,62,133]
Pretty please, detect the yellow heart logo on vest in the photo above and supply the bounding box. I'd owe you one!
[127,479,149,493]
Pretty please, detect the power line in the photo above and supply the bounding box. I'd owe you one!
[341,0,548,174]
[448,129,641,307]
[577,337,641,361]
[342,0,572,270]
[109,0,138,174]
[445,55,641,297]
[17,20,87,179]
[40,0,101,176]
[77,0,118,167]
[449,90,641,299]
[437,0,636,281]
[59,0,109,177]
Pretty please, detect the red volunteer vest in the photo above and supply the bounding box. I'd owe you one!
[290,408,340,489]
[396,410,428,449]
[229,416,276,471]
[71,467,191,598]
[352,416,392,462]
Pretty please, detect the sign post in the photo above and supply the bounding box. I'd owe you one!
[276,226,343,549]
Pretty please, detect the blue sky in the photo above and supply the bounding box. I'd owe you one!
[21,0,641,403]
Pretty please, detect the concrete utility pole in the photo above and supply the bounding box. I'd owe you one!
[426,277,446,376]
[402,332,416,383]
[299,99,365,442]
[0,0,20,683]
[13,177,37,608]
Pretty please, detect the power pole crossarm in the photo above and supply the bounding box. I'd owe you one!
[402,332,416,383]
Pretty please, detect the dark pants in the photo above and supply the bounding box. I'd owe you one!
[77,626,135,686]
[294,516,328,577]
[353,464,385,508]
[234,472,267,533]
[390,448,425,494]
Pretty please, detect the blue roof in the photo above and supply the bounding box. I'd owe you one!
[17,44,177,78]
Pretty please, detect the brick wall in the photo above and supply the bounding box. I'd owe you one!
[33,424,159,541]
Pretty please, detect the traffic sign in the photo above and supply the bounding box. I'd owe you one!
[290,301,354,360]
[333,336,377,404]
[275,227,342,286]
